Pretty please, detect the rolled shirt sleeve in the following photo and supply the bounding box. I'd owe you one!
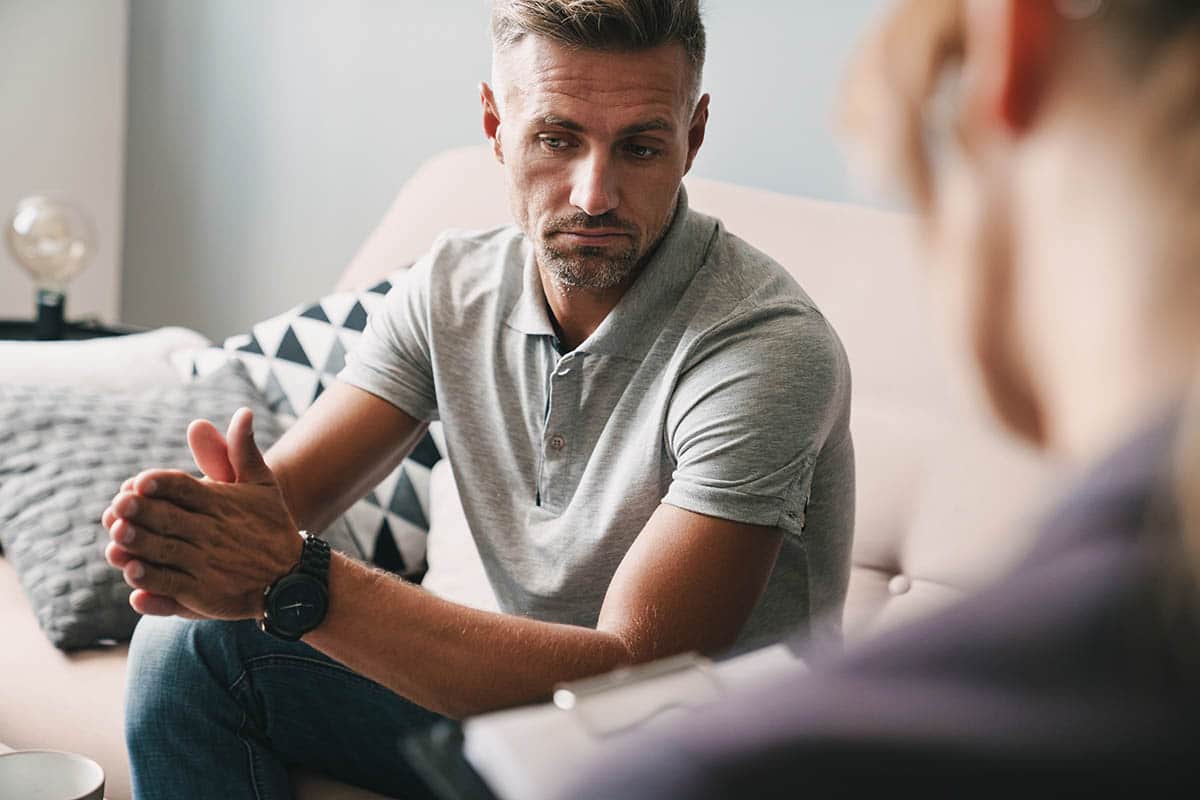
[663,303,851,531]
[338,246,440,422]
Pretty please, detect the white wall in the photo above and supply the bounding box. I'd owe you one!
[700,1,883,198]
[122,0,884,339]
[0,0,128,323]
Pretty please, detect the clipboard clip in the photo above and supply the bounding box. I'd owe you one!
[550,652,724,739]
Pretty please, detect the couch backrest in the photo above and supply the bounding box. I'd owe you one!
[338,146,1058,643]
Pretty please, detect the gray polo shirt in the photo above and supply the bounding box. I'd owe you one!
[340,188,854,650]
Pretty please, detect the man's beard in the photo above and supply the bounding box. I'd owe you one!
[538,212,644,290]
[539,242,640,290]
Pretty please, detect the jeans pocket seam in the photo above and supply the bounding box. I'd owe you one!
[227,668,251,695]
[237,710,268,800]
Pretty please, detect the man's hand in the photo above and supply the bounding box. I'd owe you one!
[104,406,245,618]
[102,407,303,620]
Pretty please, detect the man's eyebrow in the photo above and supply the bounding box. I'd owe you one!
[541,115,584,132]
[617,118,674,137]
[538,115,675,136]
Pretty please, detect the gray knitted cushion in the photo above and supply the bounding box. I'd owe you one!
[0,361,284,650]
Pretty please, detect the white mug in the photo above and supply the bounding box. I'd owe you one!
[0,749,105,800]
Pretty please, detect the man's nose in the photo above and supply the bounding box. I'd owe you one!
[569,152,619,217]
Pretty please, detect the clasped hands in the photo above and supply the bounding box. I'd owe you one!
[102,407,302,621]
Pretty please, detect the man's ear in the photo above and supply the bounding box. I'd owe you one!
[968,0,1061,134]
[683,93,710,174]
[481,82,504,164]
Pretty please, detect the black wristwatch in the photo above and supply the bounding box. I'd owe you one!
[259,532,331,641]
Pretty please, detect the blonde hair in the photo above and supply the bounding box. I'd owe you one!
[841,0,1200,580]
[490,0,706,106]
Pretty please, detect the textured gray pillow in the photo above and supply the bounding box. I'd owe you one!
[0,361,287,650]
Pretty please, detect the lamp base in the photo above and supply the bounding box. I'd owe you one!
[34,289,66,340]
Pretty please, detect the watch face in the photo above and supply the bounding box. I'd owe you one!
[267,574,328,637]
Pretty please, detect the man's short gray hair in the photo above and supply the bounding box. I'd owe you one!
[490,0,706,107]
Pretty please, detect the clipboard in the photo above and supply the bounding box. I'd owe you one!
[461,643,806,800]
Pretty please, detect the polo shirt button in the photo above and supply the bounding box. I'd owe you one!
[549,434,566,451]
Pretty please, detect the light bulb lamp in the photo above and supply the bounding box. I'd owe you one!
[5,196,96,340]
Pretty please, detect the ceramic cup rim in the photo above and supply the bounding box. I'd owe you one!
[0,748,106,800]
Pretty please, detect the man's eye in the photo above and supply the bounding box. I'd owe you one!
[539,135,571,151]
[626,144,661,160]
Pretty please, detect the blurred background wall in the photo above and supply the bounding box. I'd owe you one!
[7,1,884,339]
[0,0,128,322]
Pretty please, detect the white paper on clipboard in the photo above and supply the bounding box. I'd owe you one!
[462,643,807,800]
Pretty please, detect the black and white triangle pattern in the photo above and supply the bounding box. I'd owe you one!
[190,271,442,579]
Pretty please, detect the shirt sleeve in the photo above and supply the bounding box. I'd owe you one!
[337,250,439,422]
[662,302,851,529]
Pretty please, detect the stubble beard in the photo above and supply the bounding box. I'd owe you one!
[538,209,675,291]
[539,240,641,290]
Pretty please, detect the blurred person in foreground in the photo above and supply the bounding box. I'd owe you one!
[565,0,1200,795]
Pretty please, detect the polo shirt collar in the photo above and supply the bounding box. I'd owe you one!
[505,186,718,358]
[506,245,558,338]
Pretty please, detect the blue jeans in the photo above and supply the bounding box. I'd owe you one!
[125,615,445,799]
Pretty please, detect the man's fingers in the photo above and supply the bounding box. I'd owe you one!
[188,419,236,483]
[111,491,212,543]
[129,589,207,620]
[130,471,219,517]
[226,407,273,484]
[109,518,199,571]
[112,550,207,618]
[122,559,192,600]
[105,540,134,569]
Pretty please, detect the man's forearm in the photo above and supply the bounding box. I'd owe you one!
[302,553,635,719]
[261,384,430,534]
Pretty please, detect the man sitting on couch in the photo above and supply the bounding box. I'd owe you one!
[103,1,854,796]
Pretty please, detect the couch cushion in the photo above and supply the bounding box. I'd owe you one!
[0,556,131,799]
[0,326,210,391]
[844,399,1059,640]
[0,362,282,650]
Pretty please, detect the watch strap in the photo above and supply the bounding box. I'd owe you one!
[296,531,331,586]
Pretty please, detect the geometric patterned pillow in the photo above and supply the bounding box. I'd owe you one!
[190,271,443,580]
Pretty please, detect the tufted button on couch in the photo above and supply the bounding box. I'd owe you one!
[0,146,1059,799]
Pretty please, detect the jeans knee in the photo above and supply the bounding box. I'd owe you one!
[125,616,243,743]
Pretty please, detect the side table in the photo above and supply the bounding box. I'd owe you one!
[0,318,145,342]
